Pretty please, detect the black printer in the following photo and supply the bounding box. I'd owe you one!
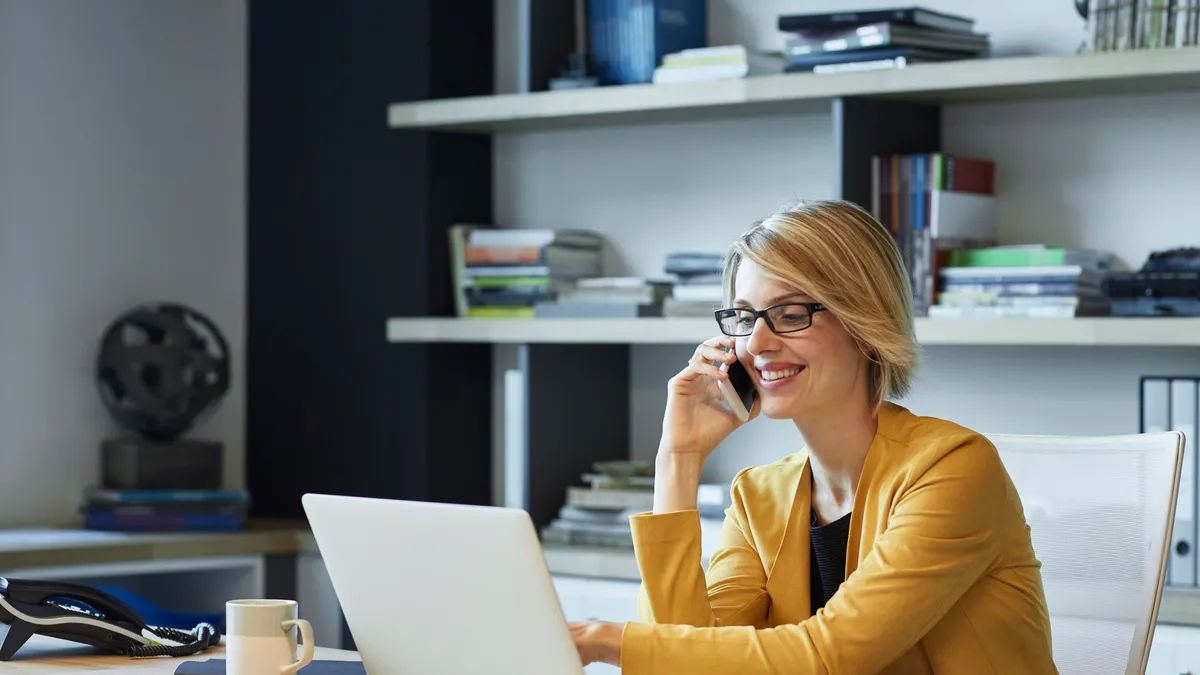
[1104,247,1200,317]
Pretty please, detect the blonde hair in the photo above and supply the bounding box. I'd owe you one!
[722,199,918,407]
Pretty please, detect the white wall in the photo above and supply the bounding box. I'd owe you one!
[0,0,246,526]
[490,0,1200,488]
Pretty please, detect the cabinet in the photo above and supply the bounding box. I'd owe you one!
[1148,625,1200,675]
[551,575,641,675]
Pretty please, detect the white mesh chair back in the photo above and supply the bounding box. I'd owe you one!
[986,431,1184,675]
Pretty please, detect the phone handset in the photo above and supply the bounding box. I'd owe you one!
[714,348,756,422]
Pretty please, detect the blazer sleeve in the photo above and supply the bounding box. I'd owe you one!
[620,438,1006,675]
[628,469,770,629]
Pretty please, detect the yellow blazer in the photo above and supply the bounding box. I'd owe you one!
[620,402,1057,675]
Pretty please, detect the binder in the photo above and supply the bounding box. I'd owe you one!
[1170,378,1197,586]
[1141,376,1199,587]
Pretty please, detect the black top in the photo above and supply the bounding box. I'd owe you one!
[809,509,852,615]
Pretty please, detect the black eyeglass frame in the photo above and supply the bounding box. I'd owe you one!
[713,302,828,337]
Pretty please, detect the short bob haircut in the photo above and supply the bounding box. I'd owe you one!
[721,199,918,408]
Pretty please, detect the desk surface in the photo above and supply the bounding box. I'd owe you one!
[8,635,360,674]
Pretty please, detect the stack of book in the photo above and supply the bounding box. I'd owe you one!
[652,45,750,84]
[536,277,673,318]
[449,226,603,318]
[542,461,654,549]
[80,487,250,532]
[778,6,990,74]
[541,461,730,549]
[930,246,1113,318]
[663,252,725,317]
[870,152,999,316]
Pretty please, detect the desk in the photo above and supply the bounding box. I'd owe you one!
[0,521,313,570]
[8,635,361,674]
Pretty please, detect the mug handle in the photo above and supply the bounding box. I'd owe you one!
[279,619,315,675]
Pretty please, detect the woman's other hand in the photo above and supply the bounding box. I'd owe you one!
[569,621,622,667]
[661,335,759,459]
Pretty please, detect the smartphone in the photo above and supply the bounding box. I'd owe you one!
[715,352,756,422]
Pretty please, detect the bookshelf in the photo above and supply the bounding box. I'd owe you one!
[386,317,1200,347]
[387,48,1200,133]
[380,11,1200,638]
[380,46,1200,534]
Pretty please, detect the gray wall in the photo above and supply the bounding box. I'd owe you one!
[0,0,247,526]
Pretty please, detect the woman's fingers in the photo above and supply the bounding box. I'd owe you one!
[687,359,727,382]
[698,344,735,366]
[689,336,736,367]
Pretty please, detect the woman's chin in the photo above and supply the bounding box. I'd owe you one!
[758,397,796,420]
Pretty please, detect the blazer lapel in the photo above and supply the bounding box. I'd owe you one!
[845,402,897,578]
[764,455,812,624]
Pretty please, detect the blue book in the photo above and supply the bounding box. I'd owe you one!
[84,511,245,532]
[85,487,250,503]
[588,0,707,84]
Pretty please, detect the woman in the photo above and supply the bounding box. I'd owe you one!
[569,200,1057,674]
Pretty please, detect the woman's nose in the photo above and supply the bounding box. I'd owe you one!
[745,316,778,355]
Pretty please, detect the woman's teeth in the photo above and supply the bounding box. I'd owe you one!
[761,367,800,381]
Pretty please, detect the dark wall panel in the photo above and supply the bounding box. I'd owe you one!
[247,1,494,518]
[832,97,942,209]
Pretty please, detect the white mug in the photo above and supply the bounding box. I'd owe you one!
[225,599,314,675]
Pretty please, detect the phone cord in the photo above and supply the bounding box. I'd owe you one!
[126,622,221,659]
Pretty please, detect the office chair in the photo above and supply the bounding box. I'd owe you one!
[987,431,1185,675]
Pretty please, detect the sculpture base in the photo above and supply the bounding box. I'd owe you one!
[101,438,223,491]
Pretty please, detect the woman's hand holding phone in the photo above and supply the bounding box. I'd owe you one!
[655,336,759,514]
[660,335,760,460]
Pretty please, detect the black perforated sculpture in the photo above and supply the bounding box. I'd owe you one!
[95,303,230,442]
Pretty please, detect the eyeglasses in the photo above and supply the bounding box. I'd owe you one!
[713,302,827,337]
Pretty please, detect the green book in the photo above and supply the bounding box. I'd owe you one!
[466,306,535,318]
[469,276,550,289]
[946,247,1107,268]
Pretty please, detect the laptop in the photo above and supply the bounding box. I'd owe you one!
[301,493,586,675]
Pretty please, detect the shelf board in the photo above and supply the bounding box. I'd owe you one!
[386,316,1200,347]
[387,48,1200,133]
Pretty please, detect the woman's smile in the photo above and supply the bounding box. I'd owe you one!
[754,361,805,389]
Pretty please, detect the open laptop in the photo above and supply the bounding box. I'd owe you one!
[301,493,586,675]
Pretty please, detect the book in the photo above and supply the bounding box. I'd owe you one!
[84,510,245,532]
[447,224,483,318]
[565,486,654,510]
[466,287,552,307]
[465,306,535,318]
[927,304,1109,318]
[785,21,990,57]
[533,301,663,318]
[941,281,1099,296]
[84,487,250,503]
[784,46,966,72]
[945,246,1112,270]
[466,228,601,250]
[654,45,750,84]
[939,265,1102,286]
[869,152,1000,315]
[778,6,976,34]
